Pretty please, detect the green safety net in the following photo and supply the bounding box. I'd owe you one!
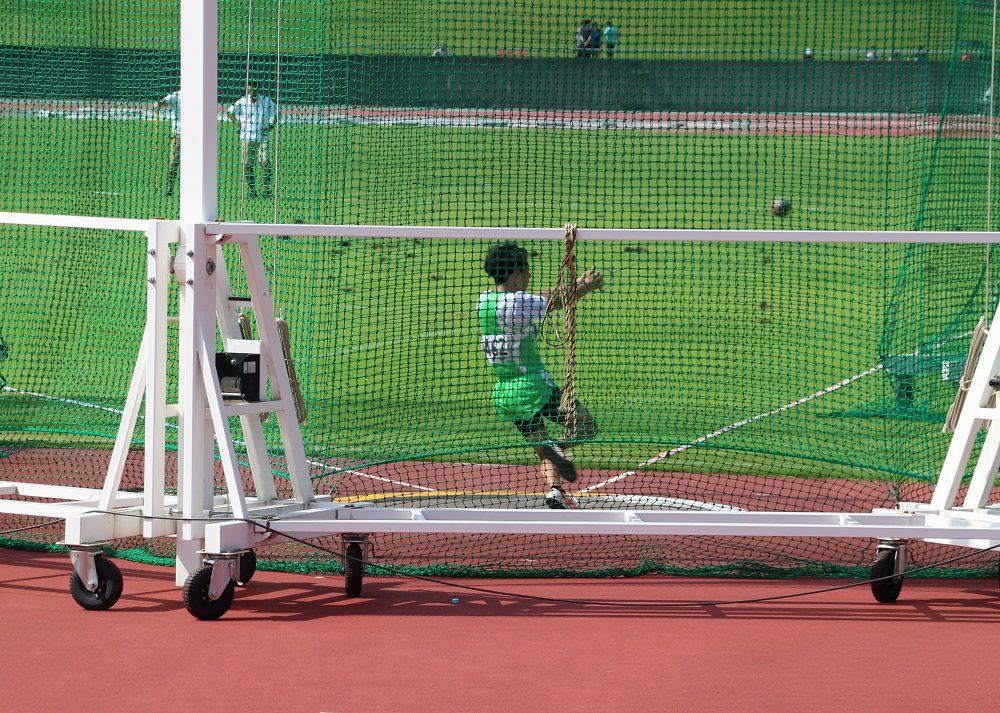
[1,0,1000,578]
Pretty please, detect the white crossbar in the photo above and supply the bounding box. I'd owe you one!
[207,222,1000,244]
[0,211,149,233]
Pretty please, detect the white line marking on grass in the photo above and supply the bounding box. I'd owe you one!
[579,364,884,494]
[2,386,129,417]
[322,329,465,357]
[3,386,438,493]
[933,328,975,349]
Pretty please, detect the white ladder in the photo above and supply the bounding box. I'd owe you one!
[932,298,1000,513]
[96,222,314,585]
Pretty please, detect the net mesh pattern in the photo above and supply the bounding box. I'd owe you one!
[1,0,999,577]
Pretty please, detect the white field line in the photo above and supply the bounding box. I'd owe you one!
[6,363,888,498]
[578,363,885,494]
[314,464,437,492]
[2,386,133,419]
[1,385,436,494]
[933,328,976,350]
[322,329,465,358]
[2,104,975,133]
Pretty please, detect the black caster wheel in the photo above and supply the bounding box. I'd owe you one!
[183,565,235,620]
[69,556,124,611]
[344,541,364,598]
[871,548,903,603]
[237,550,257,586]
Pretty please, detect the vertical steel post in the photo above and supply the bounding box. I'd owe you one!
[175,0,220,585]
[179,0,218,224]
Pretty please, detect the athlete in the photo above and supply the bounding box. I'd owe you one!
[477,242,601,509]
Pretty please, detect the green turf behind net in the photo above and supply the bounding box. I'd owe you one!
[1,0,999,577]
[2,227,998,576]
[1,1,996,227]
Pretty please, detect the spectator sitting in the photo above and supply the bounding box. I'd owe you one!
[802,48,814,60]
[866,47,878,62]
[914,46,928,62]
[432,43,451,58]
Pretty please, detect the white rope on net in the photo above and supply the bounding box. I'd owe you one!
[943,315,991,433]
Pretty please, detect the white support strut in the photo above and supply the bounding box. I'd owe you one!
[933,297,1000,511]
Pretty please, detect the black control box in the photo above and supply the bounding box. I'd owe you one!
[215,352,261,402]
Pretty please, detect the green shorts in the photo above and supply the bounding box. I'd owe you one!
[492,372,556,422]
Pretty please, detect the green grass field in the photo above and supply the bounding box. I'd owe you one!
[0,109,993,488]
[0,223,977,485]
[4,0,989,59]
[2,117,982,231]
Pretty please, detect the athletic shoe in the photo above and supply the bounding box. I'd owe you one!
[536,442,577,483]
[248,190,258,199]
[545,486,578,509]
[163,189,173,197]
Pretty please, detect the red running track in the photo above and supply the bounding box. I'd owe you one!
[2,547,999,713]
[0,100,990,137]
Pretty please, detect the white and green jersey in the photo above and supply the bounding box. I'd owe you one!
[477,290,549,380]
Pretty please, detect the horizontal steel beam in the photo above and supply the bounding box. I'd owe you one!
[0,211,149,232]
[207,222,1000,244]
[203,507,1000,553]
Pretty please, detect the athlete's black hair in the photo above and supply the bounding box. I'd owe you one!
[483,241,529,284]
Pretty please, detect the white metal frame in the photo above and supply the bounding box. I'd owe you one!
[0,212,159,556]
[3,0,1000,613]
[5,215,1000,592]
[194,223,1000,559]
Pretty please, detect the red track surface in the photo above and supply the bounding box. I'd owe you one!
[0,100,990,137]
[2,547,999,713]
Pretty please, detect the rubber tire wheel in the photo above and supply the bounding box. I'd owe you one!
[870,548,903,603]
[344,542,364,598]
[183,565,235,620]
[69,556,124,611]
[237,550,256,586]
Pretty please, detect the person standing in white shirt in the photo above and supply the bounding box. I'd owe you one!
[226,82,278,199]
[153,90,181,196]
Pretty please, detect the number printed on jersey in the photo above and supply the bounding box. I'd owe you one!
[481,335,513,364]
